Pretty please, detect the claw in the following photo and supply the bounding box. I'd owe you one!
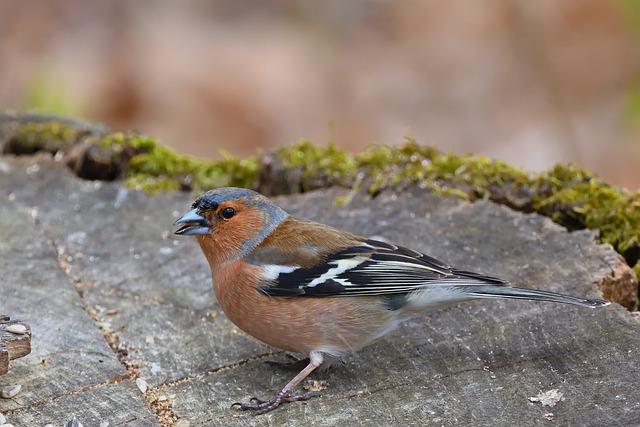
[232,358,322,414]
[232,391,321,415]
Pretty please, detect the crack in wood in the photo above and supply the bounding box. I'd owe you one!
[162,350,281,390]
[3,373,130,415]
[138,352,278,426]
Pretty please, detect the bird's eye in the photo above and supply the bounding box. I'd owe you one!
[221,207,236,219]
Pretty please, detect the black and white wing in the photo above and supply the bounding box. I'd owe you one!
[257,239,507,298]
[255,238,609,309]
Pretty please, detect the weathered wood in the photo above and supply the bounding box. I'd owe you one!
[0,170,158,425]
[0,343,7,376]
[0,315,7,375]
[0,315,31,375]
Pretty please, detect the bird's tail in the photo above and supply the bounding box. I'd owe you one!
[468,285,610,308]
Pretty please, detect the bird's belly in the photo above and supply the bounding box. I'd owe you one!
[216,281,396,357]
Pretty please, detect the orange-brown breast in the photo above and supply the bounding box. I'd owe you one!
[211,259,396,357]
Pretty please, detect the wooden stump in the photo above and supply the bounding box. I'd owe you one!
[0,315,31,375]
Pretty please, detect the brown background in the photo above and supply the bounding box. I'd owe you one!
[1,0,639,188]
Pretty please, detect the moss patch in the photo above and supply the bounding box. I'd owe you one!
[116,136,258,194]
[2,115,638,284]
[274,138,640,279]
[276,140,358,190]
[1,117,258,194]
[96,131,640,276]
[3,120,94,155]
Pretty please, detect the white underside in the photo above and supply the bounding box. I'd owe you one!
[404,286,475,310]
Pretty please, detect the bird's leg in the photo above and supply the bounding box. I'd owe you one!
[233,360,321,415]
[265,353,311,371]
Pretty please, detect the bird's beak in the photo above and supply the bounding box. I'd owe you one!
[173,209,210,235]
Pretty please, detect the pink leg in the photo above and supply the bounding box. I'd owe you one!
[233,360,321,415]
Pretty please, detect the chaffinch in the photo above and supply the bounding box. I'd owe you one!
[174,187,610,414]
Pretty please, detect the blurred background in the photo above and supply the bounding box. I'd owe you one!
[1,0,640,189]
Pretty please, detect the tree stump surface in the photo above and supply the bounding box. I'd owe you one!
[0,154,638,426]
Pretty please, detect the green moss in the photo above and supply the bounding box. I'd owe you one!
[128,143,257,192]
[435,153,532,190]
[276,140,358,190]
[277,138,640,276]
[356,139,439,192]
[100,131,158,152]
[5,117,639,282]
[41,125,260,194]
[355,138,533,199]
[533,174,640,254]
[8,121,87,154]
[4,118,258,194]
[122,140,258,194]
[123,175,182,194]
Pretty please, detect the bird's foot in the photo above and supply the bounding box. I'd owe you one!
[232,390,321,415]
[264,354,310,371]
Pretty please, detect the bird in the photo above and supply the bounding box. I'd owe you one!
[173,187,610,415]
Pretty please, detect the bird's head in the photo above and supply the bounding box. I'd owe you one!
[174,187,287,264]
